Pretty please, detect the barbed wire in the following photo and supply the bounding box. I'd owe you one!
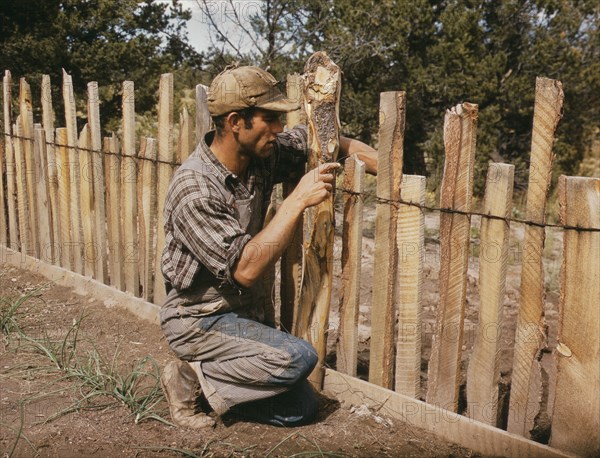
[2,130,599,233]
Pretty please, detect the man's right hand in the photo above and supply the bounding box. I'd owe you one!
[290,162,341,209]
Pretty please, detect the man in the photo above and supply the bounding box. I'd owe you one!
[160,64,377,428]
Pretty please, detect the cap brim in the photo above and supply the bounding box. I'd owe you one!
[259,95,301,113]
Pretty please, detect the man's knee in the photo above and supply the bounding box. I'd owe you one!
[282,338,318,385]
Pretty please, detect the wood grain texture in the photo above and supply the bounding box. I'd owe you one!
[104,134,123,290]
[427,102,477,411]
[3,71,18,246]
[508,78,563,437]
[14,120,31,255]
[369,91,406,389]
[62,70,84,274]
[87,81,107,283]
[395,174,426,398]
[78,124,96,277]
[295,52,341,388]
[336,156,365,376]
[56,128,72,270]
[195,83,212,144]
[466,163,514,425]
[550,176,600,457]
[153,73,174,306]
[41,75,59,264]
[33,127,54,264]
[178,107,194,163]
[138,137,158,302]
[0,140,6,245]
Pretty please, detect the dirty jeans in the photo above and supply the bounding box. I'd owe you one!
[161,310,319,426]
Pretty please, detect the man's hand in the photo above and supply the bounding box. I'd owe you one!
[290,162,341,209]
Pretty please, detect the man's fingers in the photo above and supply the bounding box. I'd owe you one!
[318,162,341,173]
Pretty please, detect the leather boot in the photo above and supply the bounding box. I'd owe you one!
[161,360,215,429]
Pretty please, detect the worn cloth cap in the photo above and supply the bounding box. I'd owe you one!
[207,64,300,116]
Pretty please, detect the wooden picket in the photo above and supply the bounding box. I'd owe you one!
[1,67,598,458]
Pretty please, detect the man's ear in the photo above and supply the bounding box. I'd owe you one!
[226,112,241,133]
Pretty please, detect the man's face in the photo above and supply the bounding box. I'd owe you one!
[237,109,284,159]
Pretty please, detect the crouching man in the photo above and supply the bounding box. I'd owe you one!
[159,64,377,428]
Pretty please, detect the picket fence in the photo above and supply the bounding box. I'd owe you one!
[0,69,598,457]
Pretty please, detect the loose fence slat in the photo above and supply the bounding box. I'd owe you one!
[467,163,514,425]
[550,176,600,457]
[62,70,83,274]
[427,102,478,411]
[294,52,341,388]
[153,73,174,305]
[280,73,306,332]
[87,81,107,283]
[14,119,31,255]
[195,84,211,144]
[42,75,59,264]
[104,134,123,290]
[336,156,365,376]
[34,127,54,263]
[138,137,158,302]
[178,107,194,162]
[0,140,6,245]
[3,71,18,247]
[395,174,426,398]
[121,81,139,295]
[55,128,72,270]
[508,78,563,437]
[369,91,406,389]
[19,79,39,258]
[78,124,95,277]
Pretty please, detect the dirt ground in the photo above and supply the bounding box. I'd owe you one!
[0,205,562,457]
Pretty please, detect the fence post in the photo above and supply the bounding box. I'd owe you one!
[55,128,72,270]
[508,78,563,437]
[34,126,54,264]
[427,102,478,412]
[138,137,158,302]
[395,174,426,398]
[78,124,95,277]
[14,118,30,256]
[0,139,6,246]
[104,134,123,290]
[467,163,514,425]
[549,176,600,456]
[153,73,174,306]
[87,81,107,283]
[62,70,84,274]
[336,155,365,377]
[42,74,59,265]
[294,52,341,388]
[368,91,406,389]
[195,83,211,144]
[121,80,140,295]
[3,72,18,247]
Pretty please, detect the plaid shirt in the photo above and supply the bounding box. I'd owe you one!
[161,125,308,292]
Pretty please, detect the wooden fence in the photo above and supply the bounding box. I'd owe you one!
[0,68,598,457]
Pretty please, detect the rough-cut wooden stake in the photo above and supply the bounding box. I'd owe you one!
[87,81,107,283]
[78,124,95,277]
[368,91,406,389]
[550,176,600,457]
[195,84,212,144]
[0,139,6,245]
[427,102,478,411]
[14,120,31,255]
[467,163,514,425]
[294,52,341,388]
[55,128,72,270]
[178,107,194,162]
[104,134,123,290]
[3,71,19,247]
[336,156,365,377]
[153,73,174,306]
[42,74,59,265]
[508,78,563,437]
[280,73,306,333]
[138,137,158,302]
[34,127,54,263]
[62,69,83,274]
[395,174,426,398]
[19,78,39,258]
[121,80,139,296]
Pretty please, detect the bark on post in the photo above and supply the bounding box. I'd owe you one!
[368,91,406,389]
[508,78,563,437]
[467,163,514,425]
[550,176,600,457]
[336,155,365,376]
[395,174,426,398]
[294,52,341,388]
[427,102,478,411]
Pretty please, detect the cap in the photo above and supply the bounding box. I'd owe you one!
[207,64,300,116]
